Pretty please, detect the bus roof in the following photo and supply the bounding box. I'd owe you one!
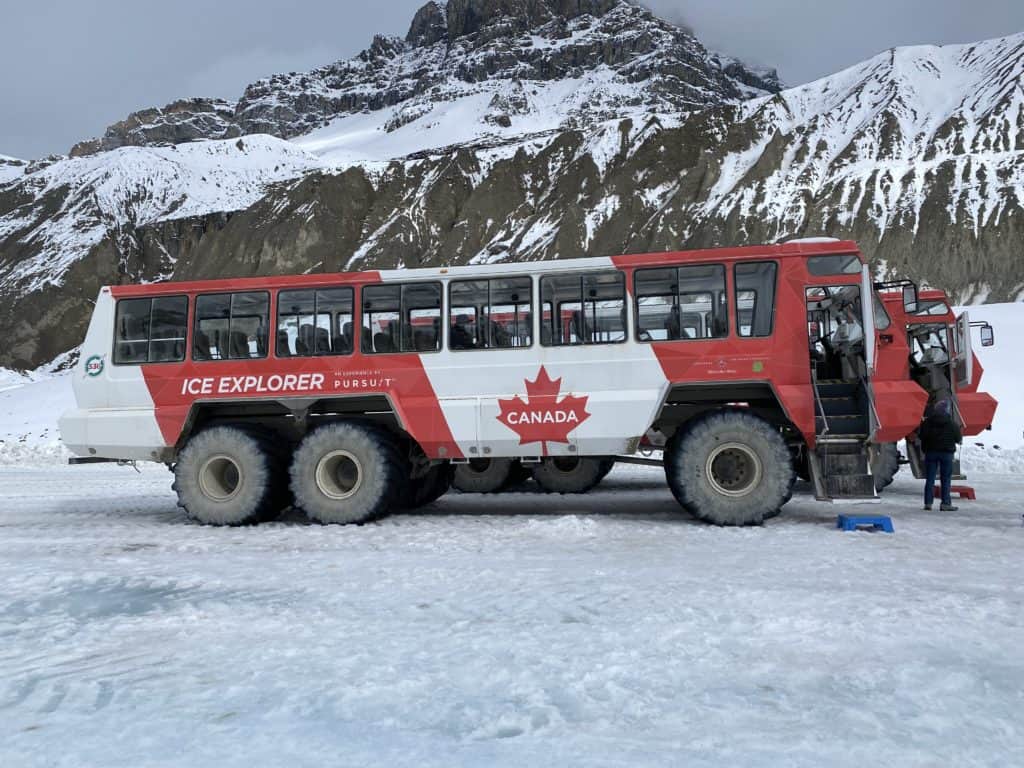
[108,239,864,298]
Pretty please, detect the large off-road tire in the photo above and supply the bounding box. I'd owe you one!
[173,425,282,526]
[290,422,407,525]
[871,442,901,492]
[665,410,793,526]
[531,456,605,494]
[597,458,616,480]
[452,458,514,493]
[766,468,799,520]
[407,463,453,509]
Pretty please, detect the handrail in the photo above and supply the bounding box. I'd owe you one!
[812,372,830,437]
[859,374,881,442]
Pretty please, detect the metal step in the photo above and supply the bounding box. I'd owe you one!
[815,379,860,398]
[819,396,861,417]
[816,414,868,435]
[826,473,877,498]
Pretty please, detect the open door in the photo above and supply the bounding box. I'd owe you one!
[953,312,973,390]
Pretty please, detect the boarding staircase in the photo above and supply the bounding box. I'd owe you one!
[810,377,878,502]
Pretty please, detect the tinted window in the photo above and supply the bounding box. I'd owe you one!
[635,265,727,342]
[913,299,949,317]
[194,292,270,361]
[449,277,532,350]
[807,254,861,276]
[363,282,442,354]
[277,288,354,357]
[540,271,626,347]
[735,262,777,338]
[113,296,187,365]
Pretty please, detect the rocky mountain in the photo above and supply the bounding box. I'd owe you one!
[69,0,779,157]
[0,0,1021,369]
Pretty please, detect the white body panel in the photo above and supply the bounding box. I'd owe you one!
[59,289,165,460]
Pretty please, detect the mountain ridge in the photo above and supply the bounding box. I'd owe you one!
[0,4,1021,369]
[67,0,778,158]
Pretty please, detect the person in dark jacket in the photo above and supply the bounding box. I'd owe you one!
[918,398,963,511]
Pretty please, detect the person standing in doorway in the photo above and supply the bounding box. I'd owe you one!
[919,399,963,511]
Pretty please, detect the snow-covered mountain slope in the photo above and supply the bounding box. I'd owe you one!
[688,33,1024,300]
[71,0,778,158]
[0,136,319,293]
[0,154,26,185]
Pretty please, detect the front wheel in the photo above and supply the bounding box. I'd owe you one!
[665,411,793,526]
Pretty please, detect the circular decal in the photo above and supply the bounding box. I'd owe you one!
[85,355,105,377]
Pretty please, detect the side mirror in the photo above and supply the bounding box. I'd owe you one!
[980,324,995,348]
[902,284,918,314]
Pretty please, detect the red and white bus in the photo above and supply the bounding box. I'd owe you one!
[60,240,926,526]
[872,289,998,488]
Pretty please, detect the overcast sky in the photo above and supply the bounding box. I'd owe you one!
[3,0,1023,159]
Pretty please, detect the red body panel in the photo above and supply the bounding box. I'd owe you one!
[870,380,930,443]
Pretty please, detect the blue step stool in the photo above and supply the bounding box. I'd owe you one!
[837,514,894,533]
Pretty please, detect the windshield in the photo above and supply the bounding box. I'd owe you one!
[909,324,951,366]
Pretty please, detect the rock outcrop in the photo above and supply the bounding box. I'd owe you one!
[68,0,778,155]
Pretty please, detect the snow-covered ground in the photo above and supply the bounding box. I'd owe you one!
[0,462,1021,767]
[1,307,1021,765]
[957,302,1023,450]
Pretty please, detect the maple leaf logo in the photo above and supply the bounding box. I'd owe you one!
[497,366,591,455]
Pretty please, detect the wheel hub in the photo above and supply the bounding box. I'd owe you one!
[706,442,763,498]
[198,455,243,502]
[315,450,363,500]
[550,456,580,473]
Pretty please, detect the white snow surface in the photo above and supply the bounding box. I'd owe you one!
[0,154,26,184]
[1,305,1023,764]
[956,302,1024,450]
[0,462,1022,767]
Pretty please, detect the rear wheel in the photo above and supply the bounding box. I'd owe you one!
[871,442,901,491]
[407,463,453,509]
[665,411,792,526]
[173,425,281,526]
[290,422,407,524]
[452,458,513,493]
[531,456,605,494]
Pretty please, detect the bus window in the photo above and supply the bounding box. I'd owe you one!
[807,254,861,276]
[735,262,777,338]
[113,295,188,365]
[277,288,354,357]
[449,277,532,350]
[635,264,726,341]
[363,282,442,354]
[194,292,269,361]
[540,271,625,347]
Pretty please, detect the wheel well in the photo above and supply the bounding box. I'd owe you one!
[177,395,409,455]
[653,383,800,444]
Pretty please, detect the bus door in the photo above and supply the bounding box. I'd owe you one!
[953,312,973,390]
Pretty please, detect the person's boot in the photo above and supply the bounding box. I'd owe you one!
[923,503,933,511]
[940,503,958,512]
